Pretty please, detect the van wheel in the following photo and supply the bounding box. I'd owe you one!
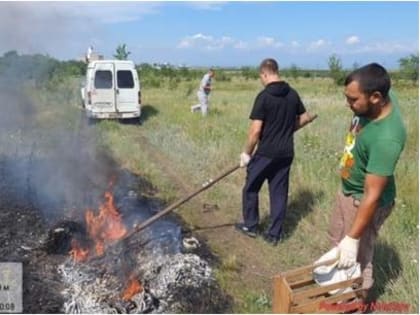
[125,117,142,125]
[87,116,96,126]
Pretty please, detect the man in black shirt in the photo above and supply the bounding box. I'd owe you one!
[236,58,317,245]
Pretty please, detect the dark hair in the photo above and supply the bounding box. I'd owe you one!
[345,63,391,98]
[259,58,279,74]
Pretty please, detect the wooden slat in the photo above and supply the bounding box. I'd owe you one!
[284,271,312,284]
[317,287,365,308]
[289,276,315,289]
[282,258,338,279]
[272,274,292,313]
[293,277,362,304]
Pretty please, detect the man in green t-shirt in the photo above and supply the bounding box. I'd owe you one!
[326,63,406,298]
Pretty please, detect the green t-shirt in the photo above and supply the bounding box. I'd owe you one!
[339,91,407,206]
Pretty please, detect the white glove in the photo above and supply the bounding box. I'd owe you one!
[239,152,251,168]
[337,235,360,269]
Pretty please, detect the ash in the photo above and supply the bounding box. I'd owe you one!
[59,252,215,314]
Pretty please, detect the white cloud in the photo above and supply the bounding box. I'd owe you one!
[258,37,275,46]
[192,33,214,41]
[305,39,334,53]
[177,33,239,50]
[221,36,235,45]
[176,30,420,62]
[257,36,284,48]
[346,36,360,45]
[234,40,249,50]
[177,39,192,49]
[188,1,227,11]
[309,39,328,49]
[351,41,417,54]
[177,34,286,51]
[291,41,300,48]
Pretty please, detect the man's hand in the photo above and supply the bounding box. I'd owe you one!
[295,112,318,131]
[239,152,251,168]
[337,235,360,269]
[308,113,318,122]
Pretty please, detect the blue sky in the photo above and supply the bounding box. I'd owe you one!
[0,1,418,69]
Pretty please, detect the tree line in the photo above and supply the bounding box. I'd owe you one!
[327,53,419,85]
[0,50,418,90]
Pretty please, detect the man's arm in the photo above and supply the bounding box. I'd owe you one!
[336,173,389,268]
[203,84,211,94]
[294,112,317,131]
[347,173,389,238]
[244,120,263,155]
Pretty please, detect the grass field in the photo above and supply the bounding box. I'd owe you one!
[31,75,418,313]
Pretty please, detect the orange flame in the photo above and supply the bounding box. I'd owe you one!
[69,188,143,302]
[122,276,143,301]
[85,191,127,256]
[69,191,127,261]
[69,239,89,262]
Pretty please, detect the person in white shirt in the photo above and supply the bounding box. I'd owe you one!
[86,46,93,63]
[191,69,215,116]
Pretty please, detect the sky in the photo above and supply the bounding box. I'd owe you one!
[0,1,418,69]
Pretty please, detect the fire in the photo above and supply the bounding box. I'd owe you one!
[85,191,127,256]
[122,276,143,301]
[69,239,89,262]
[69,191,127,260]
[68,187,143,302]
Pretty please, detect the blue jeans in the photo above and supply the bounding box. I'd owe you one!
[242,154,293,238]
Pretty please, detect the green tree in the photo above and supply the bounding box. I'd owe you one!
[113,44,131,60]
[240,66,259,80]
[399,53,419,83]
[328,54,346,85]
[289,64,300,80]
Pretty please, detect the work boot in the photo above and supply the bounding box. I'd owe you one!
[234,223,258,238]
[262,232,281,246]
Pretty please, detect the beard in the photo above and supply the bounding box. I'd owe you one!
[351,102,375,118]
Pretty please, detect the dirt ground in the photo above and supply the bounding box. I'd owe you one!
[0,193,65,312]
[133,134,282,302]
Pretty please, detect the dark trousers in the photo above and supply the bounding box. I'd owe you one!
[242,154,293,238]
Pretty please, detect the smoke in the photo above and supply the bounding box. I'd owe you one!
[0,0,174,234]
[0,57,122,223]
[0,2,161,59]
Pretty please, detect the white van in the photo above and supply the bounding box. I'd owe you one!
[81,60,141,120]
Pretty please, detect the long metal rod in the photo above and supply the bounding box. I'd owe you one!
[122,164,240,242]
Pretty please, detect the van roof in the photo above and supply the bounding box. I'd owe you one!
[88,59,135,66]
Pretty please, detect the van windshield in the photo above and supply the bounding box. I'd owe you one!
[94,71,113,89]
[117,70,134,88]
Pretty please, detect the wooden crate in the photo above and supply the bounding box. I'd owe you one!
[272,259,365,313]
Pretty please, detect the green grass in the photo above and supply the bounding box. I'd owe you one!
[27,75,418,313]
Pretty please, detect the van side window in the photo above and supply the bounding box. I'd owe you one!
[94,70,113,89]
[117,70,134,88]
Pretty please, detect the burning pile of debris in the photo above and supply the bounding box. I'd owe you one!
[59,251,216,313]
[43,186,229,314]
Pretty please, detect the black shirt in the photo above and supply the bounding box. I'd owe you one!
[250,81,306,158]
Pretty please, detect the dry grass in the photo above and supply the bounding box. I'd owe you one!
[29,75,419,313]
